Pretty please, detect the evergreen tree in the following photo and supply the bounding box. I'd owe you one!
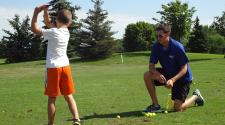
[76,0,115,59]
[46,0,81,57]
[0,40,6,58]
[211,11,225,37]
[187,17,208,53]
[202,26,225,54]
[0,15,42,63]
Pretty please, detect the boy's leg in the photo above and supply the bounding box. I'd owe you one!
[64,94,80,121]
[61,66,80,122]
[48,97,57,125]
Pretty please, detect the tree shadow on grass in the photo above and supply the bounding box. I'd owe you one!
[68,55,214,64]
[0,62,8,65]
[123,52,150,57]
[189,58,213,62]
[0,59,45,65]
[69,57,110,64]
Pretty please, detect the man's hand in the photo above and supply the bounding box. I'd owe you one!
[157,74,167,84]
[165,79,174,89]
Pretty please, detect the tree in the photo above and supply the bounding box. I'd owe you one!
[0,15,42,63]
[207,33,225,54]
[211,11,225,37]
[187,17,208,53]
[202,26,225,54]
[47,0,81,57]
[0,39,5,58]
[123,21,156,52]
[154,0,195,41]
[76,0,115,59]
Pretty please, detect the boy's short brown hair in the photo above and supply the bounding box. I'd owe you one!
[156,23,171,33]
[56,9,72,25]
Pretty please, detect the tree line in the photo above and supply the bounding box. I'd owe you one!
[0,0,225,63]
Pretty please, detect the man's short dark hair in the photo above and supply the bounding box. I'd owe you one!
[57,9,72,25]
[156,23,171,33]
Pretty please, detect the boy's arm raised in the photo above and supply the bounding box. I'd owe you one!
[31,6,44,35]
[43,6,55,28]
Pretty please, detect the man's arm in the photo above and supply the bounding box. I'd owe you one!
[31,6,43,35]
[172,64,188,82]
[43,6,55,28]
[149,63,157,74]
[166,64,188,88]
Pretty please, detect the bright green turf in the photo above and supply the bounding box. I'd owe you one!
[0,52,224,125]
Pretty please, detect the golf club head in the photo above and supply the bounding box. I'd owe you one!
[79,42,91,48]
[47,0,65,7]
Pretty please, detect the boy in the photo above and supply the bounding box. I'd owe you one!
[31,5,81,125]
[143,23,204,112]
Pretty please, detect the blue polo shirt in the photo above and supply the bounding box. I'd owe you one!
[150,38,192,83]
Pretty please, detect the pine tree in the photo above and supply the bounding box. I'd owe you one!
[212,11,225,37]
[0,15,42,63]
[187,17,208,53]
[76,0,115,59]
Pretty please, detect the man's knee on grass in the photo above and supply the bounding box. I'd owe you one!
[174,99,186,112]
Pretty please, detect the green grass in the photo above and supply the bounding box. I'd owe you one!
[0,52,224,125]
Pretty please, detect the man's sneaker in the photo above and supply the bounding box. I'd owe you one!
[193,89,204,106]
[143,104,163,113]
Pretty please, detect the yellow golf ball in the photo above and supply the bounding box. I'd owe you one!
[164,110,168,113]
[117,115,120,119]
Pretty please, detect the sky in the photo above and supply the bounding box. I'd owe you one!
[0,0,225,39]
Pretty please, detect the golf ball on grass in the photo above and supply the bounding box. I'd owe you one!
[144,113,156,117]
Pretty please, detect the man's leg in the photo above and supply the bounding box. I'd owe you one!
[174,89,204,112]
[144,71,159,105]
[174,95,198,112]
[64,94,80,121]
[48,97,57,125]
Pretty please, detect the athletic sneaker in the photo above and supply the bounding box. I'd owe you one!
[143,104,163,113]
[73,119,81,125]
[193,89,205,106]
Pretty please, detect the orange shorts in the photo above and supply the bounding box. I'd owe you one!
[44,65,75,97]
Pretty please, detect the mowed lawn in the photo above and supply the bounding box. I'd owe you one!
[0,52,224,125]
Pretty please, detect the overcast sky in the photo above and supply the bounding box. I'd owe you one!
[0,0,224,39]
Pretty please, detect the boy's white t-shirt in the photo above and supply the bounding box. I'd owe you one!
[42,28,70,68]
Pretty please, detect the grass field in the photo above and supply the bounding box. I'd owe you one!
[0,52,224,125]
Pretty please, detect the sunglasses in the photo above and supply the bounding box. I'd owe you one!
[156,30,169,38]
